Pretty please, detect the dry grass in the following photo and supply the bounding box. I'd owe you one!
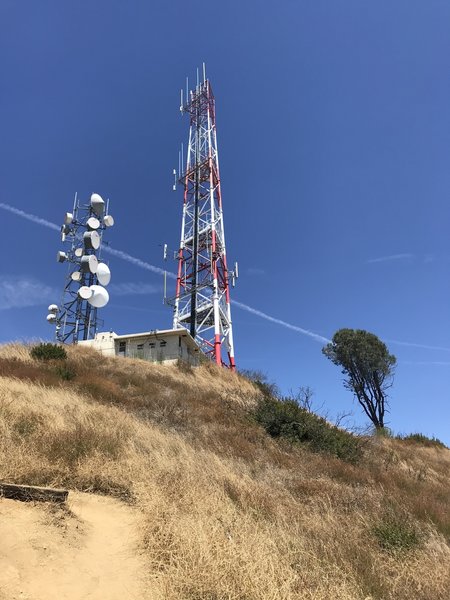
[0,342,449,599]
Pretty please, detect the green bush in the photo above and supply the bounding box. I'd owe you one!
[56,364,76,381]
[373,512,421,552]
[398,432,447,449]
[254,396,362,463]
[30,343,67,361]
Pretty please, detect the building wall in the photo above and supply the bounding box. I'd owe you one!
[117,334,198,365]
[79,332,198,365]
[78,332,116,356]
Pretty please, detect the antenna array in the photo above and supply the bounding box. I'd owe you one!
[168,66,237,370]
[47,193,114,343]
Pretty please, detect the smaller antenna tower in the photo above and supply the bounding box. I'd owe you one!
[47,192,115,344]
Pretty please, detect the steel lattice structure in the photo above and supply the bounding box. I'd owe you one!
[49,193,113,344]
[172,74,236,370]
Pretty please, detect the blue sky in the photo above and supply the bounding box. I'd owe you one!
[2,1,450,444]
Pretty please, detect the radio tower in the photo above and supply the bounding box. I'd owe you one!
[172,66,237,370]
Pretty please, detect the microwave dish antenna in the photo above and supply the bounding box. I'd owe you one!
[87,217,100,230]
[103,214,114,227]
[47,192,115,343]
[87,285,109,308]
[96,263,111,286]
[90,193,105,215]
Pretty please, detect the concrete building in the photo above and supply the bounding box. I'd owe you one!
[78,329,200,366]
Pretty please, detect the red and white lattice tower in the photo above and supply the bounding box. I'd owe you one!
[172,69,237,370]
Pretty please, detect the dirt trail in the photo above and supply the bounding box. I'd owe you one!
[0,492,147,600]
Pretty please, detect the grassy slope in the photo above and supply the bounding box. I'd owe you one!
[0,343,449,600]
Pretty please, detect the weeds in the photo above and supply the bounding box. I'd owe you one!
[373,510,422,552]
[0,344,449,600]
[30,343,67,361]
[398,432,447,449]
[254,395,362,462]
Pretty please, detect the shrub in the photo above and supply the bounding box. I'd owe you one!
[254,396,362,463]
[30,343,67,361]
[398,432,447,449]
[56,364,76,381]
[373,511,421,552]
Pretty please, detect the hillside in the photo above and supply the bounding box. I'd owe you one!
[0,343,449,600]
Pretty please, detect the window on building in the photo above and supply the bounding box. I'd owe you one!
[118,341,126,356]
[159,340,167,348]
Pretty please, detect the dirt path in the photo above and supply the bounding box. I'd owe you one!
[0,492,147,600]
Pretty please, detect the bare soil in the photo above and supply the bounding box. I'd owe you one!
[0,492,147,600]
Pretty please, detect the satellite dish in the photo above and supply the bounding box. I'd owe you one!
[90,193,105,216]
[103,214,114,227]
[48,304,58,313]
[57,251,67,262]
[64,212,73,225]
[80,255,98,273]
[78,286,93,300]
[83,231,100,250]
[96,263,111,286]
[71,271,82,281]
[87,285,109,308]
[74,248,83,258]
[46,314,57,323]
[87,217,100,230]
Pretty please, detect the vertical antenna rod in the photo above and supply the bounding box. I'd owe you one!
[172,72,236,370]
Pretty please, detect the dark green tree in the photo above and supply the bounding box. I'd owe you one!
[322,329,396,430]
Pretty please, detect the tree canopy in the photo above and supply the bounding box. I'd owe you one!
[322,329,396,430]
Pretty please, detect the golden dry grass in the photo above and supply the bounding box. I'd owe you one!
[0,343,449,599]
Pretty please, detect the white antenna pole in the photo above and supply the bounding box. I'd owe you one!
[186,77,189,102]
[203,62,206,83]
[180,88,183,112]
[197,67,199,89]
[181,142,184,172]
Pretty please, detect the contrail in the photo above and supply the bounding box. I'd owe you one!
[367,253,414,264]
[387,339,450,353]
[1,201,445,351]
[0,203,60,232]
[232,300,330,344]
[102,246,175,278]
[0,202,173,278]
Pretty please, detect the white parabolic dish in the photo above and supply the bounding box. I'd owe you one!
[83,231,100,250]
[46,314,56,323]
[87,217,100,230]
[90,193,105,216]
[103,214,114,227]
[80,255,98,274]
[96,263,111,286]
[87,285,109,308]
[75,248,84,257]
[47,304,58,313]
[71,271,82,281]
[78,286,93,300]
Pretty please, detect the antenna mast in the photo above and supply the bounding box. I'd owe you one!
[171,67,237,370]
[47,193,115,344]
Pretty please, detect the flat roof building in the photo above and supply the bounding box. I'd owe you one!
[78,329,200,366]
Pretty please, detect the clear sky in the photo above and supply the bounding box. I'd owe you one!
[1,1,450,444]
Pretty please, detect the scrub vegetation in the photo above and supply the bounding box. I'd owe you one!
[0,342,449,600]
